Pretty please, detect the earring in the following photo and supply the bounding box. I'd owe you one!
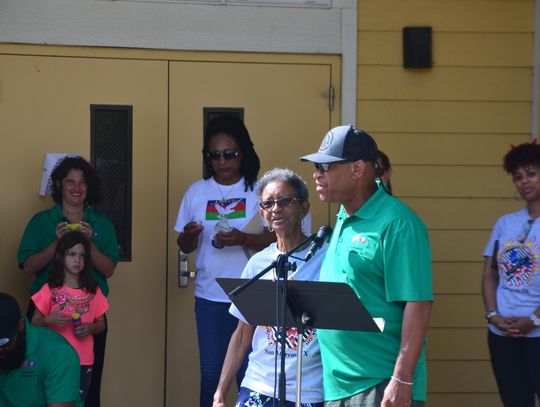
[268,224,274,233]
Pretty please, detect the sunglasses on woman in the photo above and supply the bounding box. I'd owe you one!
[206,149,240,161]
[259,197,300,211]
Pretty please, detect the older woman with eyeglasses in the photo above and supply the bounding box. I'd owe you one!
[212,168,325,407]
[482,141,540,407]
[174,115,275,407]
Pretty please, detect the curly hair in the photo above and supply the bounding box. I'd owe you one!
[256,168,309,203]
[503,142,540,174]
[49,231,97,293]
[376,150,391,175]
[202,115,260,191]
[376,150,393,195]
[51,156,101,205]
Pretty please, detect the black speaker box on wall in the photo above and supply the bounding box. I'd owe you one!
[403,26,432,68]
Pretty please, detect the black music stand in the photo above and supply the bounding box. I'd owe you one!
[217,278,383,406]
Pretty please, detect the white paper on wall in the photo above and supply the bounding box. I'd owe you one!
[39,153,78,196]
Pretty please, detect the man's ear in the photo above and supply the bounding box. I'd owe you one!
[351,160,368,179]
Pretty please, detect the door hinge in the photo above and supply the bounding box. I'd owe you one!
[328,85,335,112]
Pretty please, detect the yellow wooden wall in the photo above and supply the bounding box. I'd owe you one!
[357,1,534,405]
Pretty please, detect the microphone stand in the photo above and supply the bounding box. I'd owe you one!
[228,233,315,407]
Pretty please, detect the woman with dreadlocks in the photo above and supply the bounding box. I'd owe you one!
[174,115,275,407]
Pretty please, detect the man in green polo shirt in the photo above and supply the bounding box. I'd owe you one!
[300,125,433,407]
[0,292,83,407]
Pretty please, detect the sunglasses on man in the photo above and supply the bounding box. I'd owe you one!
[313,161,352,173]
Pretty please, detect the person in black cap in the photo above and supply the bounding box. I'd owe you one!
[0,292,82,407]
[300,125,433,407]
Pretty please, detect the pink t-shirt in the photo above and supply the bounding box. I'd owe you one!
[32,284,109,365]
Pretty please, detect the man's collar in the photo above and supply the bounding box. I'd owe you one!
[338,185,390,221]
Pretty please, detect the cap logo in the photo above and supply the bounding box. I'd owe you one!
[319,133,333,152]
[0,337,10,346]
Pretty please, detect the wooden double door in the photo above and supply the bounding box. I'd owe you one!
[0,45,340,406]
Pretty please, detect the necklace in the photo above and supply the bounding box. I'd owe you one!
[215,179,238,206]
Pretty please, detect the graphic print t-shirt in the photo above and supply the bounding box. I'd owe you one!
[484,207,540,337]
[229,243,325,403]
[32,285,109,364]
[174,177,264,302]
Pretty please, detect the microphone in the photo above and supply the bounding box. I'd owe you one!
[304,225,332,261]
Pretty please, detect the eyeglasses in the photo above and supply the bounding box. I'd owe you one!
[314,161,352,173]
[206,149,240,161]
[259,197,300,211]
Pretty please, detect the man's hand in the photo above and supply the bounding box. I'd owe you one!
[381,378,412,407]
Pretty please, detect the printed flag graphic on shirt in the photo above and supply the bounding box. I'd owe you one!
[206,198,246,220]
[499,244,537,287]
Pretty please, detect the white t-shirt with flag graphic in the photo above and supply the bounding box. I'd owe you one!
[175,177,263,302]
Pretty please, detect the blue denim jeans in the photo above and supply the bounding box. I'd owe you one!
[195,297,248,407]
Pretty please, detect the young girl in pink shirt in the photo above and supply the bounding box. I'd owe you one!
[31,231,108,402]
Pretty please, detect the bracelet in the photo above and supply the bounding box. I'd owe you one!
[391,376,413,386]
[485,310,499,321]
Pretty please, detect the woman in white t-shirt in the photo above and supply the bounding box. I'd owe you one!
[213,168,325,407]
[482,141,540,407]
[175,115,275,407]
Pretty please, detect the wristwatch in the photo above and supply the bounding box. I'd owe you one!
[529,313,540,327]
[485,310,498,321]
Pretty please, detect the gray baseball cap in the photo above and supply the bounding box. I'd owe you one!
[300,125,378,164]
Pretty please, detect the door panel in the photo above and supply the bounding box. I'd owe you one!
[0,53,168,407]
[167,58,339,406]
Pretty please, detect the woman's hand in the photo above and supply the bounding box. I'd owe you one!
[78,221,94,240]
[55,222,70,239]
[489,315,515,334]
[184,221,204,237]
[504,316,535,337]
[177,222,204,253]
[489,315,535,337]
[45,309,72,327]
[215,228,245,247]
[212,390,227,407]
